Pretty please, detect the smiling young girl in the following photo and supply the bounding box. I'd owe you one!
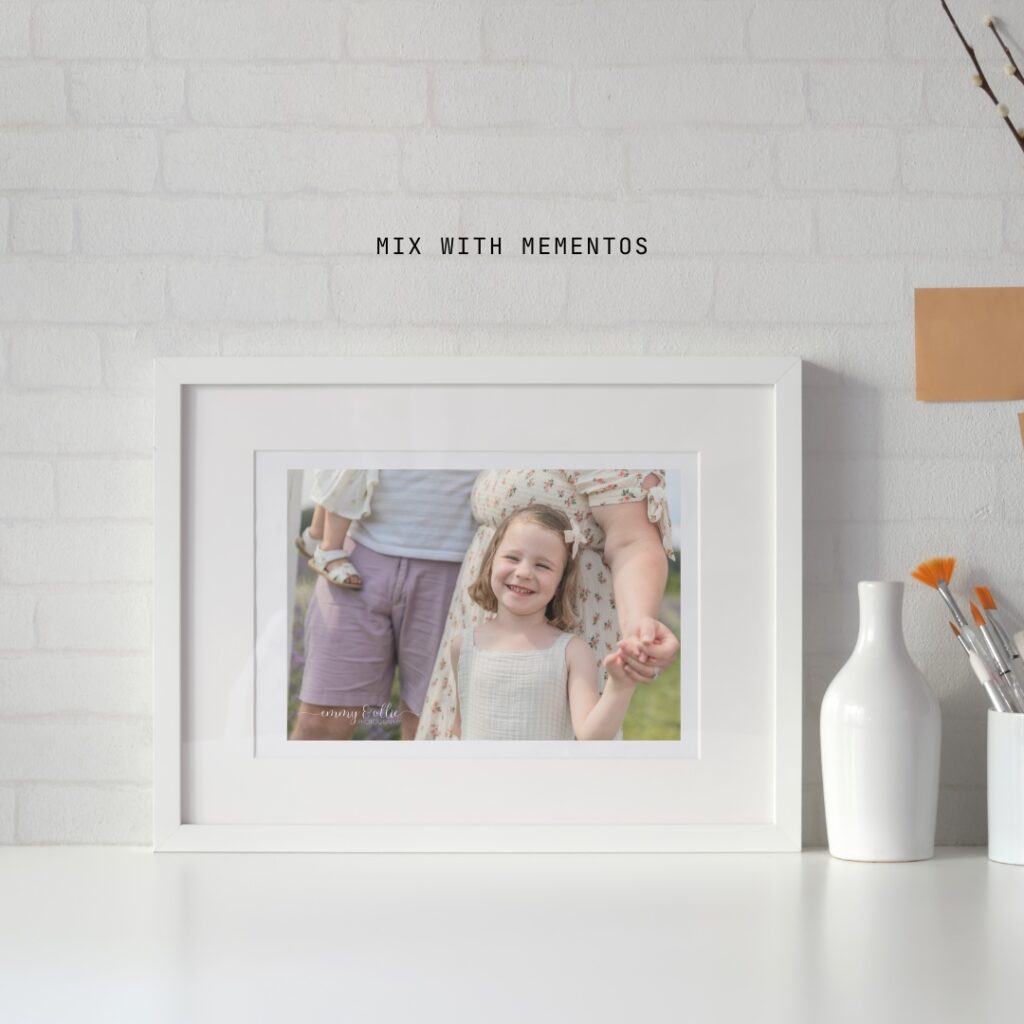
[450,504,646,741]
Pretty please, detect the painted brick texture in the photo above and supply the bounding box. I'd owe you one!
[0,0,1015,846]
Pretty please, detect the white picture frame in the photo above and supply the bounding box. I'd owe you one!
[154,356,802,852]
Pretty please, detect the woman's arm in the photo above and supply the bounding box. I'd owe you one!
[567,638,639,740]
[590,476,667,637]
[590,476,679,680]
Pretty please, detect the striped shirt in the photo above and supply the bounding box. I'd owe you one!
[348,470,478,562]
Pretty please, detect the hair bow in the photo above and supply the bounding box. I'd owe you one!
[563,521,585,559]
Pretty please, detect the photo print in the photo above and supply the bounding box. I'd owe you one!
[284,467,687,745]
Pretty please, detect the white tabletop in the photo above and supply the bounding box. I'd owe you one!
[1,847,1020,1023]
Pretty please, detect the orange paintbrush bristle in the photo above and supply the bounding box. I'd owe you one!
[911,557,957,589]
[970,601,986,628]
[949,622,961,638]
[976,586,997,610]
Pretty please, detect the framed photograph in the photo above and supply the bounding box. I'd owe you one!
[266,461,694,754]
[155,356,801,852]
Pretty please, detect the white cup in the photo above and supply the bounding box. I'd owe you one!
[987,710,1024,865]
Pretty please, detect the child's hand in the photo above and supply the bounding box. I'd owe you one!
[616,618,680,679]
[616,636,648,662]
[614,636,657,684]
[603,650,638,689]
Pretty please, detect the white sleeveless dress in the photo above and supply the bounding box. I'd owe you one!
[458,629,576,741]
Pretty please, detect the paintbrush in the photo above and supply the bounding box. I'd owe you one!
[971,603,1024,713]
[912,558,983,655]
[950,623,1011,711]
[975,586,1019,663]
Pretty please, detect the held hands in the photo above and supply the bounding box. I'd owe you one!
[602,649,638,689]
[614,617,680,684]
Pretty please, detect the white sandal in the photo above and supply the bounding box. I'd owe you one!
[308,547,363,590]
[295,526,319,559]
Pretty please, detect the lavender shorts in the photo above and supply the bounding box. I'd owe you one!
[299,543,462,716]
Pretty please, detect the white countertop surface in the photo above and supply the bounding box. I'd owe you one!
[1,847,1020,1023]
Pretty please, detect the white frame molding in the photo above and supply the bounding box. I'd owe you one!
[154,357,802,852]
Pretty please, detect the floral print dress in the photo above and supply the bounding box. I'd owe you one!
[414,469,674,740]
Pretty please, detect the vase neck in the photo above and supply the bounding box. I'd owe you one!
[854,582,906,651]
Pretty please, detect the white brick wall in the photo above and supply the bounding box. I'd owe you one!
[56,459,153,519]
[404,133,621,192]
[0,594,35,651]
[777,129,900,191]
[268,197,460,255]
[0,524,152,583]
[0,655,151,715]
[627,130,771,192]
[36,591,151,650]
[433,67,570,127]
[0,718,150,780]
[351,1,482,61]
[808,64,923,124]
[0,459,55,518]
[483,3,746,63]
[188,66,429,127]
[0,67,66,123]
[10,199,74,254]
[0,130,158,190]
[8,331,103,388]
[78,198,264,256]
[330,261,568,324]
[69,66,185,124]
[162,129,398,193]
[748,2,890,60]
[150,2,345,61]
[0,263,164,322]
[0,4,31,58]
[574,66,806,126]
[0,0,1017,846]
[34,0,148,60]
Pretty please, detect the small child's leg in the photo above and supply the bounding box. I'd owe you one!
[309,504,325,541]
[296,504,326,558]
[321,511,351,567]
[314,510,362,587]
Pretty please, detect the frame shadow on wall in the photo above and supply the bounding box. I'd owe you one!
[801,364,880,842]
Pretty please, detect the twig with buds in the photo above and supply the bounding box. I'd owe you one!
[939,2,1024,154]
[984,13,1024,89]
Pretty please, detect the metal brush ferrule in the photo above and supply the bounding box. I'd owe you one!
[989,614,1019,663]
[980,623,1011,676]
[979,625,1024,711]
[991,673,1021,714]
[937,581,969,631]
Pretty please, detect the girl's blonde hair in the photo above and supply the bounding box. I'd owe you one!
[468,505,581,632]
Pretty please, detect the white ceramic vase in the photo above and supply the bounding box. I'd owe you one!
[820,581,942,862]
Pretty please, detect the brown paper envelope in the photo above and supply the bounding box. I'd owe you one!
[915,287,1024,401]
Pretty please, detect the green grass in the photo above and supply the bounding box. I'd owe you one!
[622,553,681,740]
